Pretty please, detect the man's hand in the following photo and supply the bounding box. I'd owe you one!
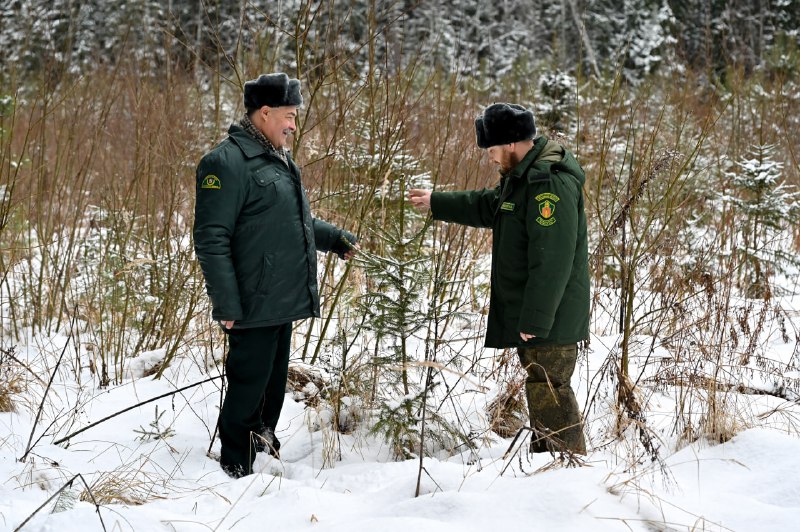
[520,332,535,341]
[221,320,235,329]
[342,243,359,261]
[335,233,359,261]
[409,189,432,211]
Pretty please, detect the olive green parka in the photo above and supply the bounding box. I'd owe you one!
[193,124,351,328]
[430,137,589,348]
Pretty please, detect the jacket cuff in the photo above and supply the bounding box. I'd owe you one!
[331,230,356,258]
[429,191,450,221]
[212,311,243,323]
[210,297,243,322]
[518,308,554,338]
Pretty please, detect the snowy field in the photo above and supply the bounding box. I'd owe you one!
[3,315,800,532]
[2,2,799,529]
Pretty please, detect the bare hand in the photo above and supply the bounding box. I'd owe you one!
[520,332,535,341]
[221,320,235,329]
[408,189,431,211]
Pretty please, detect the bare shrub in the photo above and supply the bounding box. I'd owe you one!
[0,346,24,412]
[486,351,527,439]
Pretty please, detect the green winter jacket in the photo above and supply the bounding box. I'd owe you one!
[193,124,352,328]
[430,137,589,348]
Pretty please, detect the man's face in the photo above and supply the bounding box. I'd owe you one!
[486,144,515,174]
[260,106,298,148]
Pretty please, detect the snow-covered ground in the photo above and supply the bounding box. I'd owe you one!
[3,324,800,531]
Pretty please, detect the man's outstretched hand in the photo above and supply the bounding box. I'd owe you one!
[408,189,431,211]
[341,243,359,261]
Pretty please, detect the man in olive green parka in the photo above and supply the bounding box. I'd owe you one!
[194,73,357,477]
[409,103,589,453]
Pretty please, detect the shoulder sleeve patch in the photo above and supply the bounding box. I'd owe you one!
[535,192,559,226]
[201,175,222,190]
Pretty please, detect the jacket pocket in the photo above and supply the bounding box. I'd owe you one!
[255,252,275,295]
[248,168,281,213]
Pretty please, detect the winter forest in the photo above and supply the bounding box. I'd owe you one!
[2,0,800,530]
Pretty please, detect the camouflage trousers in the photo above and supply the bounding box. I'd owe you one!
[518,343,586,454]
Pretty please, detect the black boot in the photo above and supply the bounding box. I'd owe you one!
[254,426,281,458]
[220,462,248,479]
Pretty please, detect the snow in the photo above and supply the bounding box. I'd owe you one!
[3,327,800,532]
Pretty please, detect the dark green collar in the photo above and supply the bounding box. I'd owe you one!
[227,124,269,159]
[504,136,548,180]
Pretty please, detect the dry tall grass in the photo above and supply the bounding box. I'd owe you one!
[1,5,799,464]
[0,358,22,413]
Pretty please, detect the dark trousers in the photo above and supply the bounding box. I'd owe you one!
[219,323,291,473]
[518,343,586,453]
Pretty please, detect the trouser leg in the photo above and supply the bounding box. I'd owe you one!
[255,323,290,454]
[219,323,290,475]
[259,323,291,432]
[518,343,586,454]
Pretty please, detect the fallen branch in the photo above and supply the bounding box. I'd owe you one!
[649,374,799,402]
[14,473,106,532]
[53,375,222,446]
[19,317,75,463]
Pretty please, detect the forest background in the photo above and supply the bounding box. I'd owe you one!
[2,0,800,511]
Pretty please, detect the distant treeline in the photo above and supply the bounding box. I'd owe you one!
[1,0,799,85]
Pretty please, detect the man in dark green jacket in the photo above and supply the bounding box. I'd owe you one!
[194,73,356,477]
[409,103,588,453]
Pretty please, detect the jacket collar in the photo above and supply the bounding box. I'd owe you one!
[228,124,270,159]
[228,124,301,179]
[504,136,549,180]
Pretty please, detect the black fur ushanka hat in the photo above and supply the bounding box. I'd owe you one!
[244,73,303,110]
[475,103,537,148]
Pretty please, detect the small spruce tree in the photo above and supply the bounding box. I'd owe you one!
[719,143,800,298]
